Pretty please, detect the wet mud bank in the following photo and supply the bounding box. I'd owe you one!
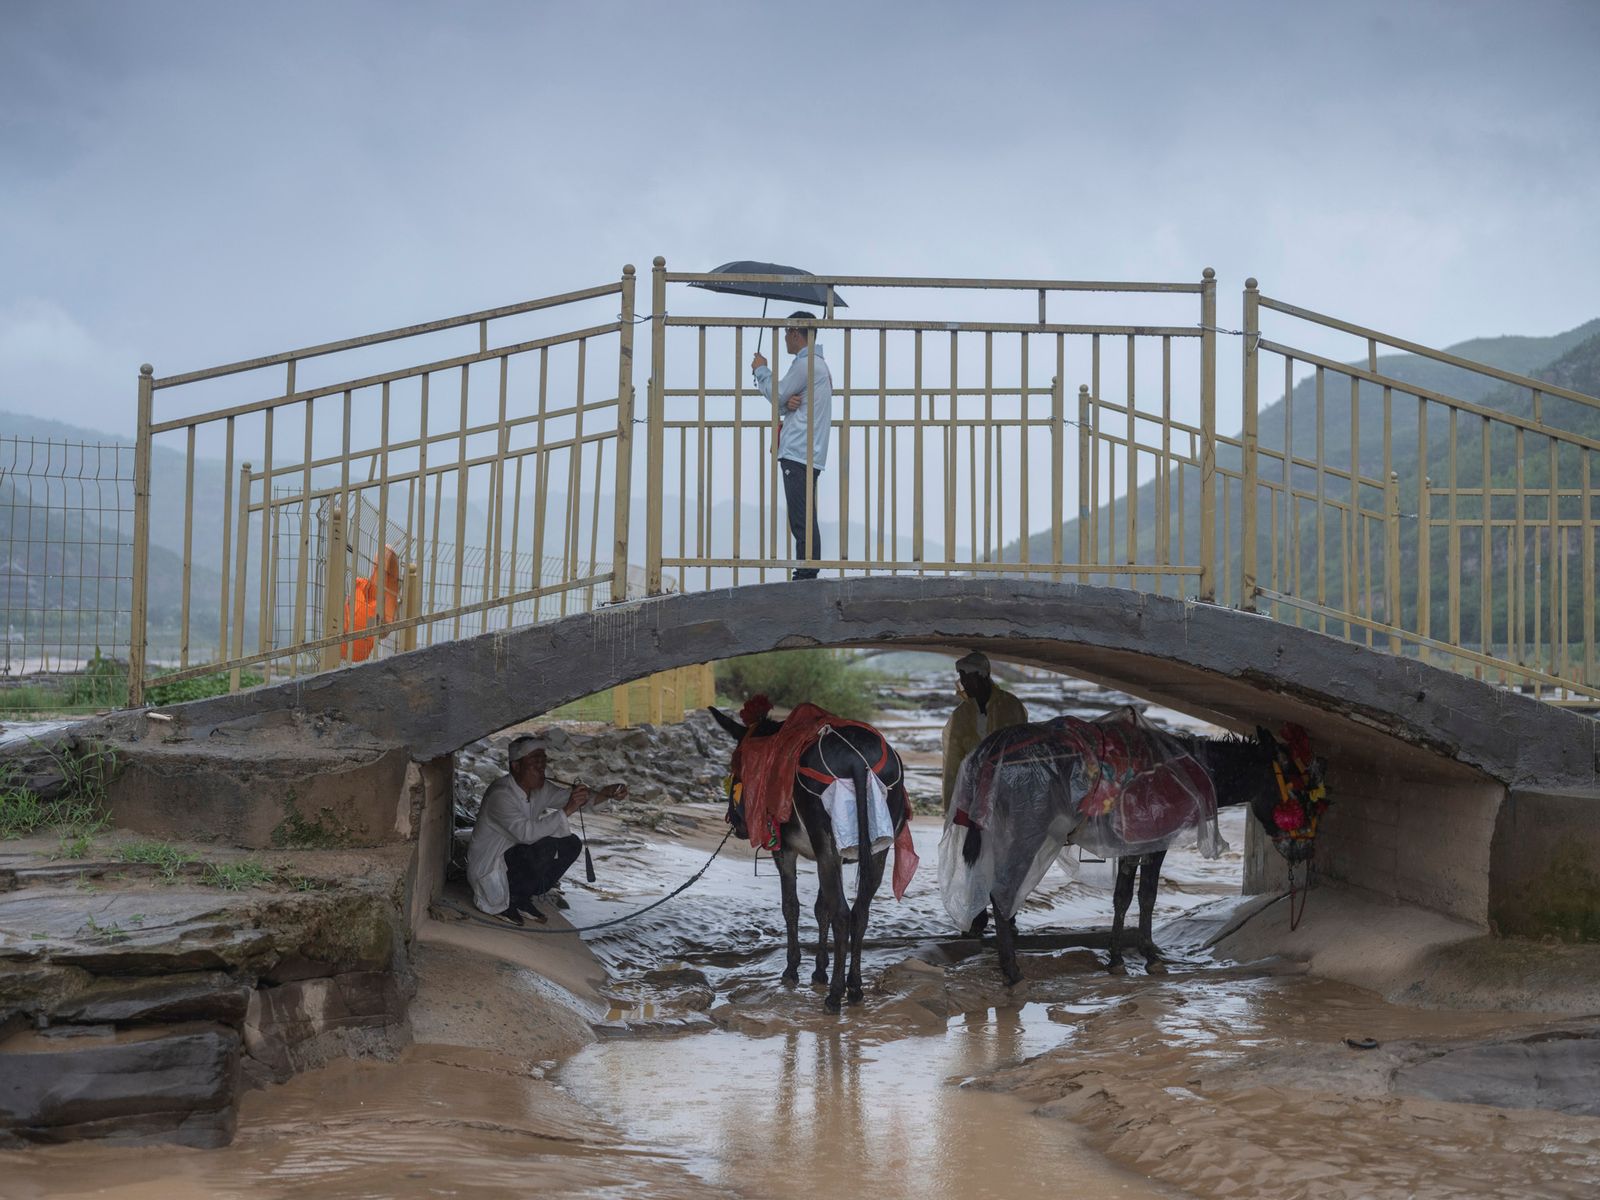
[0,841,415,1148]
[7,680,1599,1196]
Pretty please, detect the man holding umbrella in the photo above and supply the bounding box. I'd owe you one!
[752,312,833,581]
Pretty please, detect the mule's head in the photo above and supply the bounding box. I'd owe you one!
[1249,723,1330,863]
[708,695,783,841]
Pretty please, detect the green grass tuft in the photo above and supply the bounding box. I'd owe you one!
[117,839,199,881]
[201,859,276,890]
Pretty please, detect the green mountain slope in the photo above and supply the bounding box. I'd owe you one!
[1014,319,1600,579]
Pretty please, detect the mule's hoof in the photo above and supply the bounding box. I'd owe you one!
[1107,960,1128,976]
[1002,967,1024,987]
[1145,959,1169,976]
[780,969,800,984]
[846,987,865,1005]
[811,969,829,986]
[824,995,843,1014]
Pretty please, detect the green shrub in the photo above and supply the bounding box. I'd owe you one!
[146,669,264,707]
[61,652,128,710]
[0,685,69,716]
[715,650,883,721]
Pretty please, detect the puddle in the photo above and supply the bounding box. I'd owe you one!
[557,1004,1185,1200]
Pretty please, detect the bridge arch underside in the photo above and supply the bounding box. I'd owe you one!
[122,579,1599,939]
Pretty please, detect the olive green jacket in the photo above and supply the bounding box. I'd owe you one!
[940,686,1029,811]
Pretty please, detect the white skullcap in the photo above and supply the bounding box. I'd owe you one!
[508,734,548,764]
[955,650,991,677]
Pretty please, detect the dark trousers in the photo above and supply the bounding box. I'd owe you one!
[503,834,581,907]
[780,459,823,580]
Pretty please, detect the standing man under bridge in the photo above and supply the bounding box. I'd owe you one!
[942,650,1029,937]
[752,311,834,580]
[942,650,1029,813]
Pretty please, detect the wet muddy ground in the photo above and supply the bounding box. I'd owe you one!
[6,674,1598,1198]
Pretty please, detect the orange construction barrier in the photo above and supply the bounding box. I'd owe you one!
[341,544,401,663]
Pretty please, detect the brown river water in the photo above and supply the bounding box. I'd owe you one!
[5,807,1598,1198]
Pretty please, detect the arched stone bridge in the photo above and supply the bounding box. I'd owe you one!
[88,578,1599,941]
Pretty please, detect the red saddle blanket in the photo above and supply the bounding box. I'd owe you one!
[1066,716,1215,847]
[732,703,918,899]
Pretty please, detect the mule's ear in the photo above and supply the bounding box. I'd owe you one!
[707,706,746,741]
[1256,725,1276,749]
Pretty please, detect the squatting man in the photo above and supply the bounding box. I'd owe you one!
[468,734,627,925]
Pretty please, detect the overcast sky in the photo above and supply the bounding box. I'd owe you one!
[3,0,1598,436]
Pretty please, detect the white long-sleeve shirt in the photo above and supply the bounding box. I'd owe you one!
[753,344,834,470]
[467,774,572,914]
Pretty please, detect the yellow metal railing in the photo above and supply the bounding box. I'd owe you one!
[1241,283,1600,701]
[126,259,1599,710]
[128,269,638,704]
[646,259,1219,595]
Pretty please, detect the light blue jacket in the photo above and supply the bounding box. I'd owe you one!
[753,344,833,470]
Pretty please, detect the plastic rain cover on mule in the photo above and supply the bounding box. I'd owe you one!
[939,709,1225,931]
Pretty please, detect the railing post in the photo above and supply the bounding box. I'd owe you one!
[1241,277,1260,610]
[1386,470,1402,653]
[321,503,346,671]
[1418,475,1432,661]
[128,364,154,707]
[646,257,666,594]
[1199,268,1217,602]
[1051,375,1064,579]
[612,264,637,604]
[401,559,420,652]
[230,463,252,693]
[1077,385,1092,584]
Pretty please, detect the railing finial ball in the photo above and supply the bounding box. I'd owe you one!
[140,363,154,376]
[1245,277,1259,290]
[653,255,666,268]
[1202,267,1216,281]
[623,263,636,276]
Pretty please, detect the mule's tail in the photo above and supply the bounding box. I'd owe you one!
[851,755,873,913]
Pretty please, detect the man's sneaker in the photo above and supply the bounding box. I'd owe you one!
[550,892,571,912]
[495,906,525,927]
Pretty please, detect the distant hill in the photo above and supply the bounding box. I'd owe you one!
[1007,317,1600,646]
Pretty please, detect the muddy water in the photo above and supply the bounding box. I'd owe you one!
[8,783,1596,1200]
[559,1005,1182,1200]
[0,1049,732,1199]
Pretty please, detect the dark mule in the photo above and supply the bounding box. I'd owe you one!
[709,703,911,1013]
[954,724,1327,985]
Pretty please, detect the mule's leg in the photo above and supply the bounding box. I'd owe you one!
[845,849,887,1004]
[991,890,1023,985]
[775,848,802,984]
[1136,850,1168,974]
[814,854,851,1013]
[812,891,831,985]
[1108,857,1139,975]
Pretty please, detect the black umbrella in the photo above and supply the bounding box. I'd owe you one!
[690,261,847,319]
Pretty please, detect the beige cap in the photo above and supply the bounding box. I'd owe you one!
[955,650,991,677]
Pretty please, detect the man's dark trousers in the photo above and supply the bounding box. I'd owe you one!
[504,834,581,907]
[780,459,822,580]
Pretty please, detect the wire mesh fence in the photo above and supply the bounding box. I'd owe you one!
[0,436,136,712]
